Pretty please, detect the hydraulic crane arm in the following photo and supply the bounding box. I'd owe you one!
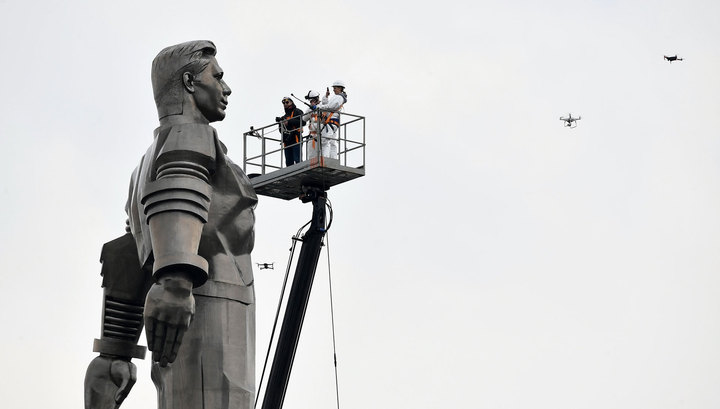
[261,186,328,409]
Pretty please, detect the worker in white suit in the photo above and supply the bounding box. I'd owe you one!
[303,81,347,160]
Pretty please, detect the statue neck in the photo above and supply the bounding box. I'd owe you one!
[159,113,209,127]
[159,96,210,126]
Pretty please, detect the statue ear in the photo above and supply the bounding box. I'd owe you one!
[183,72,195,93]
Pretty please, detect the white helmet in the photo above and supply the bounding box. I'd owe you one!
[332,80,345,89]
[305,90,320,100]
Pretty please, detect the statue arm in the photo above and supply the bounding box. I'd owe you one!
[85,233,151,409]
[141,124,217,366]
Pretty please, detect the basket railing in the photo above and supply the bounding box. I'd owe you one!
[243,110,365,175]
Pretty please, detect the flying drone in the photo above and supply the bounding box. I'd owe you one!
[257,262,275,270]
[664,55,683,63]
[560,113,581,128]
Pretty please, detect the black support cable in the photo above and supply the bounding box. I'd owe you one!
[325,231,341,409]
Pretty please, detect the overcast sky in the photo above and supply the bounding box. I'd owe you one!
[1,0,720,408]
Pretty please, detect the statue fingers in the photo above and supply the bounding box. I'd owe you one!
[167,326,187,363]
[151,321,168,363]
[112,361,137,404]
[145,317,157,351]
[159,325,175,366]
[153,321,167,352]
[160,325,181,365]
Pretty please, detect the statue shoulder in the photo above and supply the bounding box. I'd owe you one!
[155,123,218,172]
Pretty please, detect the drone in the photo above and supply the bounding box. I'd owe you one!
[559,113,581,128]
[664,55,683,63]
[257,262,274,270]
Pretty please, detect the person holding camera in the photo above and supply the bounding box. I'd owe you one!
[276,97,305,166]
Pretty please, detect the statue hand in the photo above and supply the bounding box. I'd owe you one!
[84,355,137,409]
[144,275,195,367]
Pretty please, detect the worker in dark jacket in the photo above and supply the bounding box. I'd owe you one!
[276,97,305,166]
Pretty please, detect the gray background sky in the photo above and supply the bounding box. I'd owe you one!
[1,0,720,408]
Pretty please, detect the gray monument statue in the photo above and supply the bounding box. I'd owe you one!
[85,40,257,409]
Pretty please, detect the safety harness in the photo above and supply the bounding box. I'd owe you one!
[309,93,347,149]
[282,110,302,145]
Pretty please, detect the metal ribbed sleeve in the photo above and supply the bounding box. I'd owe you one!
[142,175,212,223]
[139,123,218,287]
[93,297,147,359]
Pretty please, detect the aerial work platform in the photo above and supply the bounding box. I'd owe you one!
[243,111,365,200]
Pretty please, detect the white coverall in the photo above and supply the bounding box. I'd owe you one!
[303,93,344,160]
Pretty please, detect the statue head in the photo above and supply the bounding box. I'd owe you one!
[151,40,231,122]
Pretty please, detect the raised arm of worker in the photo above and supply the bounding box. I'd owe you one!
[319,92,344,111]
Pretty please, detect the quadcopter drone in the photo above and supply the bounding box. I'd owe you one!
[256,262,275,270]
[560,113,581,128]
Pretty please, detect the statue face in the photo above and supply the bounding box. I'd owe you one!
[193,57,232,122]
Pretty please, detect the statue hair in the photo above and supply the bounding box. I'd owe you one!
[151,40,217,119]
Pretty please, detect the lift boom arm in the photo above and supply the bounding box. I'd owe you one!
[261,186,328,409]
